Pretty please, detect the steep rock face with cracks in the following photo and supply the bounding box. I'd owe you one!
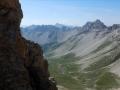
[0,0,57,90]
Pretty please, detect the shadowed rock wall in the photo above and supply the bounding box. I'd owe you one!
[0,0,57,90]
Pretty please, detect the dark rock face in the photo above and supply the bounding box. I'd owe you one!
[108,24,120,31]
[0,0,57,90]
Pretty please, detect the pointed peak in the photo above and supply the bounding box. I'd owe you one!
[95,19,102,23]
[93,19,105,25]
[82,19,107,31]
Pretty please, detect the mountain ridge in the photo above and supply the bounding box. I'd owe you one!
[21,19,120,46]
[21,19,120,90]
[22,19,120,31]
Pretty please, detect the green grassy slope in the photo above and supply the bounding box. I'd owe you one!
[48,52,120,90]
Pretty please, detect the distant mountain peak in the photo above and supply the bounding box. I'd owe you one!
[82,19,107,31]
[55,23,65,28]
[94,19,103,23]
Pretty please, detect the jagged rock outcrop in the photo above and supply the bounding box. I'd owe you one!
[0,0,57,90]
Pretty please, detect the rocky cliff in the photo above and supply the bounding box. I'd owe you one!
[0,0,57,90]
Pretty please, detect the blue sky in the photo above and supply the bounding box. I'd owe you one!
[20,0,120,26]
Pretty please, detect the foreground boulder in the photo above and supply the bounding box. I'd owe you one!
[0,0,57,90]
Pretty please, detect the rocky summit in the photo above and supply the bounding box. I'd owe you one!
[0,0,57,90]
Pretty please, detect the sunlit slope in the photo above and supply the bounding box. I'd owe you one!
[22,20,120,90]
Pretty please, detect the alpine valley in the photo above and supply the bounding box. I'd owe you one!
[21,20,120,90]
